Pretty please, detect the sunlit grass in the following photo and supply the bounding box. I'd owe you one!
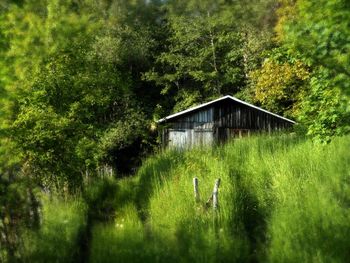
[20,134,350,262]
[21,196,87,263]
[89,203,147,263]
[134,134,350,262]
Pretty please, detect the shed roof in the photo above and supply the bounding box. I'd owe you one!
[158,95,296,124]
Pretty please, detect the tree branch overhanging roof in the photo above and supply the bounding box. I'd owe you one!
[157,95,296,124]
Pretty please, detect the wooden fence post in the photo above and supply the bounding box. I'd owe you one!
[213,178,221,210]
[193,177,199,202]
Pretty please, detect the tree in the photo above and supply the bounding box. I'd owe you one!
[145,0,280,116]
[279,0,350,93]
[145,0,246,113]
[250,48,310,117]
[299,68,350,142]
[251,0,350,141]
[1,0,159,190]
[279,0,350,140]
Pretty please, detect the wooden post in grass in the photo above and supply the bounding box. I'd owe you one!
[213,178,221,210]
[193,177,199,202]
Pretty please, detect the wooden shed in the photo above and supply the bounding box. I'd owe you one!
[158,95,295,149]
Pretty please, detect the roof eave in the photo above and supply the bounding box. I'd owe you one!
[157,95,296,124]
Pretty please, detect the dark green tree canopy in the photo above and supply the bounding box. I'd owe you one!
[0,0,348,192]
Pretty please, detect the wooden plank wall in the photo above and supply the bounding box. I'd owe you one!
[171,107,214,130]
[213,100,293,130]
[162,99,294,148]
[167,129,213,149]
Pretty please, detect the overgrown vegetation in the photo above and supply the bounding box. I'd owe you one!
[0,0,349,190]
[4,135,348,262]
[0,0,349,261]
[21,197,87,263]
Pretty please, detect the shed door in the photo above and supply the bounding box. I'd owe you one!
[168,130,191,149]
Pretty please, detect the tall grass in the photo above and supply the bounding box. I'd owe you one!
[21,196,87,263]
[89,203,152,263]
[145,147,250,262]
[130,134,350,262]
[19,134,350,262]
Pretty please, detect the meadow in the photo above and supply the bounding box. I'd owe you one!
[19,134,350,262]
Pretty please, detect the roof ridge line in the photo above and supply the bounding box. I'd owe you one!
[158,95,296,124]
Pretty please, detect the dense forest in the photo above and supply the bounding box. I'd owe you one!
[0,0,349,262]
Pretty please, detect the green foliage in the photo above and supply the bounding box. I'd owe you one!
[1,0,347,192]
[149,1,244,95]
[0,0,102,189]
[299,68,350,142]
[21,196,88,263]
[280,0,350,138]
[96,109,148,165]
[0,0,158,190]
[250,48,310,117]
[253,0,350,141]
[0,0,350,259]
[281,0,350,93]
[145,0,277,112]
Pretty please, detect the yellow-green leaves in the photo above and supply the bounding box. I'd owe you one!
[251,59,309,116]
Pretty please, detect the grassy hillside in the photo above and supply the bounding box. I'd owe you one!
[20,135,350,262]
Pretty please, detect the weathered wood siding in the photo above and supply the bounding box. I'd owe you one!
[213,100,293,130]
[167,129,213,149]
[161,98,293,148]
[171,107,214,130]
